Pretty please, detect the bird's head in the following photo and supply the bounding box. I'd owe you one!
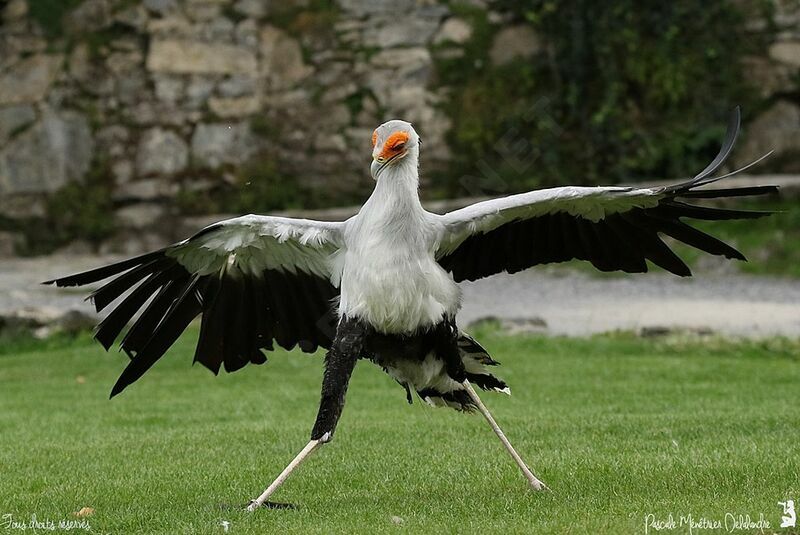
[370,120,420,180]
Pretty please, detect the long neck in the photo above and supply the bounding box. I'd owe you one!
[363,152,423,218]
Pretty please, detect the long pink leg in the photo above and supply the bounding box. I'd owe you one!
[462,380,547,490]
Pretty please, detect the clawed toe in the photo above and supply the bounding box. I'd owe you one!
[246,500,297,511]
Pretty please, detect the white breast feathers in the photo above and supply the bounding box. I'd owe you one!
[337,209,461,334]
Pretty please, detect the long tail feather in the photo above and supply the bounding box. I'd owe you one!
[691,106,741,183]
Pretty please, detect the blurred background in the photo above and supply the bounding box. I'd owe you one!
[0,0,798,337]
[0,0,798,255]
[2,4,798,528]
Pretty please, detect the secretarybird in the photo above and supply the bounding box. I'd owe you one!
[46,107,776,508]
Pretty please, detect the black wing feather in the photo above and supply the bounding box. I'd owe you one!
[93,270,175,350]
[43,250,165,287]
[641,213,746,260]
[680,185,778,199]
[193,276,225,374]
[657,200,771,221]
[438,108,776,282]
[45,245,338,396]
[120,271,186,357]
[88,257,170,313]
[110,275,204,397]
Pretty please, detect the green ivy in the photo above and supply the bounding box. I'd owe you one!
[27,0,84,40]
[176,155,312,216]
[434,0,773,196]
[268,0,340,37]
[11,159,116,255]
[229,157,308,213]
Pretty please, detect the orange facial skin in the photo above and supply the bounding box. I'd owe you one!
[377,131,410,160]
[371,130,378,148]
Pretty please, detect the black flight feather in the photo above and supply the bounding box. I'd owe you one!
[42,250,165,287]
[88,256,171,313]
[439,107,774,282]
[93,269,176,350]
[679,185,778,199]
[110,275,203,397]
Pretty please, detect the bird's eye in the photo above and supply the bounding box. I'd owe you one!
[382,131,410,155]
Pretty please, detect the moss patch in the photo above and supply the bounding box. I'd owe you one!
[176,154,311,216]
[27,0,84,40]
[8,159,116,255]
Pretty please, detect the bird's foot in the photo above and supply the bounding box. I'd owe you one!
[246,500,297,511]
[528,477,548,491]
[246,439,323,512]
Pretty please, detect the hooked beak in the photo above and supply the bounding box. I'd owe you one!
[370,152,402,179]
[370,158,383,180]
[370,140,419,180]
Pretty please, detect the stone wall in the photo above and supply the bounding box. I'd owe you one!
[0,0,798,256]
[737,0,800,169]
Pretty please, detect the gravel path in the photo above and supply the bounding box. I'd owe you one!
[2,255,799,338]
[460,270,800,337]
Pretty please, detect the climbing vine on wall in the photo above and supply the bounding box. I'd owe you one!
[435,0,774,196]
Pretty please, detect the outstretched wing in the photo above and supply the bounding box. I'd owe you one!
[435,108,777,282]
[45,215,343,397]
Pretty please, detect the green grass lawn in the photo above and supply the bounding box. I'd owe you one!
[0,328,798,534]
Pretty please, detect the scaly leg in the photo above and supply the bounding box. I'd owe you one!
[246,439,322,511]
[247,318,364,511]
[461,380,548,491]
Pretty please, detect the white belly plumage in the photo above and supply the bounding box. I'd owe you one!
[335,182,462,333]
[338,249,461,333]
